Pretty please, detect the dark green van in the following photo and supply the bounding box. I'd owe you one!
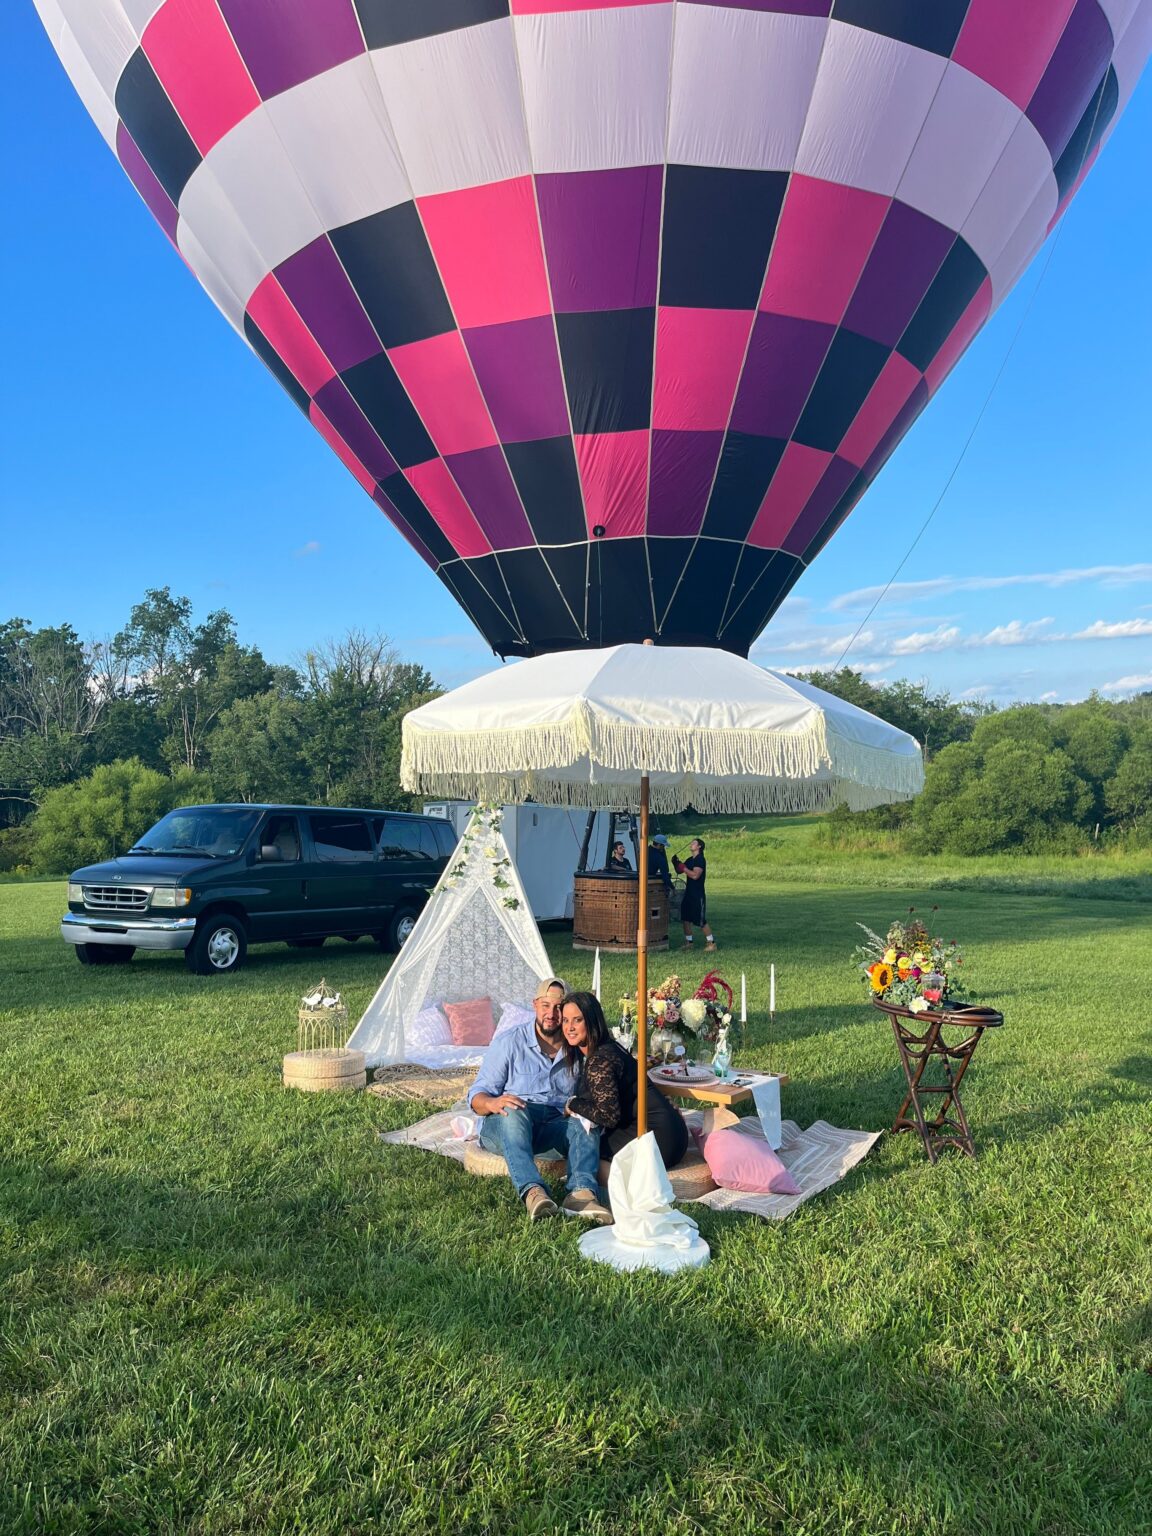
[61,803,458,975]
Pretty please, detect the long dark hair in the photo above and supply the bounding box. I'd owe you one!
[560,990,609,1076]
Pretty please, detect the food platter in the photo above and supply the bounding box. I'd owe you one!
[653,1065,717,1085]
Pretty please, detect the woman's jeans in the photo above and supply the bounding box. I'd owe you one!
[479,1103,601,1199]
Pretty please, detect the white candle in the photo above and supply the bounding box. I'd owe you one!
[740,972,747,1023]
[770,964,776,1015]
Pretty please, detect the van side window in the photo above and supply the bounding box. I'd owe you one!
[378,816,434,860]
[261,815,301,862]
[310,814,373,861]
[430,820,457,859]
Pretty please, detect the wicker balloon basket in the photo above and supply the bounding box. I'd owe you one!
[572,873,669,952]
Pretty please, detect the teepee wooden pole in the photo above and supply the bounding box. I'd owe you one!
[636,771,650,1138]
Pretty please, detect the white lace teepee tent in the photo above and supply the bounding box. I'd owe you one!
[346,806,552,1069]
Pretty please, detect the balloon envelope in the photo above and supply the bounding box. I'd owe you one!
[36,0,1151,656]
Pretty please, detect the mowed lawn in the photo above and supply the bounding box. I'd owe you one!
[1,860,1149,1536]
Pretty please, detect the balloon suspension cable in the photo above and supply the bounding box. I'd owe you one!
[832,235,1067,670]
[831,80,1107,675]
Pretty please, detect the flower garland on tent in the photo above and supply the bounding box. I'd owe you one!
[439,804,521,909]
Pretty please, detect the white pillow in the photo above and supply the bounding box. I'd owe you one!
[494,1001,535,1039]
[407,1002,451,1051]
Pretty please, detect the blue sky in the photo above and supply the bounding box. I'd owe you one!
[3,6,1150,705]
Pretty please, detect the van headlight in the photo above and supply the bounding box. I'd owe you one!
[151,887,192,908]
[67,882,83,903]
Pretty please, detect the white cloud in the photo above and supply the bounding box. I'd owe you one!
[781,660,890,677]
[1073,618,1152,640]
[887,625,963,655]
[830,563,1152,611]
[294,540,321,558]
[976,618,1058,648]
[1101,672,1152,695]
[830,613,1152,662]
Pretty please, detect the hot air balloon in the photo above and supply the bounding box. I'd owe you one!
[35,1,1151,658]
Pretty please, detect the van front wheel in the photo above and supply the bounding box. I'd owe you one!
[76,943,135,965]
[186,915,248,975]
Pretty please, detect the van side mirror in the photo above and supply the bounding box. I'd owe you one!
[259,844,282,863]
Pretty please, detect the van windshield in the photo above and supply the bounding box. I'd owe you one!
[130,807,261,858]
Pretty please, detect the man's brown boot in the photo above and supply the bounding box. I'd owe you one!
[524,1186,559,1221]
[561,1189,613,1225]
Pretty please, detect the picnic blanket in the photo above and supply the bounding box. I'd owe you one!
[379,1109,880,1222]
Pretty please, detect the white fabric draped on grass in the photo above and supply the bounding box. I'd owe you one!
[346,807,550,1069]
[402,645,924,814]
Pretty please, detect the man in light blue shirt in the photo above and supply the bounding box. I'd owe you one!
[469,976,611,1224]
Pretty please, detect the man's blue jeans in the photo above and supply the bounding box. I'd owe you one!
[479,1103,601,1200]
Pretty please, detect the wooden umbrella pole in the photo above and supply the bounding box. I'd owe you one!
[636,771,650,1138]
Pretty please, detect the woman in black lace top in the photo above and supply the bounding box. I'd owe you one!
[560,992,689,1168]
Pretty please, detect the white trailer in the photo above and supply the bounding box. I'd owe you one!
[422,802,614,921]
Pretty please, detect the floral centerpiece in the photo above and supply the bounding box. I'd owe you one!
[643,971,735,1067]
[853,909,966,1015]
[679,971,733,1046]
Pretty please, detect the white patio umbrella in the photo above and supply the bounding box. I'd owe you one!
[403,641,922,1110]
[402,642,923,1268]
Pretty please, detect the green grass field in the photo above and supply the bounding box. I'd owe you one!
[1,841,1149,1535]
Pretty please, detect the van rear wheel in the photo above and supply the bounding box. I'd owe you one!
[385,907,418,951]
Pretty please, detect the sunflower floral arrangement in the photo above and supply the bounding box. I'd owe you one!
[853,908,966,1014]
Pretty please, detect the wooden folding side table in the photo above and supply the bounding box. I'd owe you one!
[875,1000,1003,1163]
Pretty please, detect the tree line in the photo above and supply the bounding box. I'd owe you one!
[806,669,1152,855]
[0,589,438,872]
[2,597,1149,872]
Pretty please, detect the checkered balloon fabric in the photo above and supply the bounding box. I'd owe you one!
[36,0,1151,657]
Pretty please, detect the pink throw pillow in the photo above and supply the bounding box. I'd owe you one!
[695,1126,800,1196]
[443,997,495,1048]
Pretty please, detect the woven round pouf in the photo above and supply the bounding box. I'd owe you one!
[597,1145,717,1200]
[283,1048,366,1093]
[464,1143,568,1180]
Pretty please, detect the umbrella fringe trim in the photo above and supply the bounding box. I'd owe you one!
[400,772,918,815]
[402,714,923,813]
[405,711,834,782]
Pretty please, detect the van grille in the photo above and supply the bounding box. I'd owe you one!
[83,885,150,912]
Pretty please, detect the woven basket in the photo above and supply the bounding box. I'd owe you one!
[464,1143,568,1180]
[594,1146,716,1200]
[462,1142,715,1198]
[286,1073,366,1093]
[283,1048,365,1092]
[659,1144,717,1200]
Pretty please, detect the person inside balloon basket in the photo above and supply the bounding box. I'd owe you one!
[647,832,673,896]
[468,977,613,1224]
[560,992,689,1170]
[673,838,716,951]
[608,840,633,873]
